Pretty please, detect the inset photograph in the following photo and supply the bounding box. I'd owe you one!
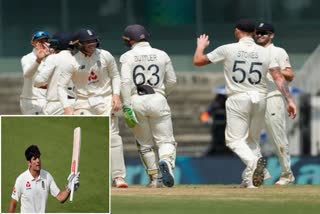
[1,116,110,213]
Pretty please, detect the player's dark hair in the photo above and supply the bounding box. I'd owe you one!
[25,145,41,161]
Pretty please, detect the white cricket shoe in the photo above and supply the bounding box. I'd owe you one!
[252,157,267,187]
[240,179,258,189]
[275,173,295,185]
[113,177,128,188]
[146,174,163,188]
[159,160,174,187]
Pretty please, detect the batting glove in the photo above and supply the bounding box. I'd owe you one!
[67,172,80,191]
[123,105,138,128]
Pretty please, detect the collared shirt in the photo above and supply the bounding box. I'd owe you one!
[11,169,60,213]
[207,37,278,96]
[58,49,120,108]
[265,43,292,97]
[20,49,47,99]
[120,41,177,106]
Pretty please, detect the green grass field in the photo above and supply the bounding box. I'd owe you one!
[111,185,320,214]
[1,116,110,213]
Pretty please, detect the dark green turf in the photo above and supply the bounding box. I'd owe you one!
[1,116,110,213]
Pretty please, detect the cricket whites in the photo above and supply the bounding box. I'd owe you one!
[70,127,81,202]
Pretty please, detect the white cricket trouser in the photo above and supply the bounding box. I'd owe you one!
[225,92,266,166]
[73,96,126,179]
[265,95,292,175]
[20,98,46,115]
[131,93,176,169]
[43,99,75,115]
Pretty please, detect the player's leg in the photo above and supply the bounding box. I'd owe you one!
[111,115,128,188]
[147,94,176,187]
[247,98,272,181]
[132,115,163,188]
[43,101,64,115]
[225,94,263,188]
[131,95,163,187]
[20,98,45,115]
[265,96,294,185]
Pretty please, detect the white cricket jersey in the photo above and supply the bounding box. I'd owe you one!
[11,169,60,213]
[207,37,278,96]
[20,49,47,99]
[265,44,292,97]
[58,49,120,108]
[120,42,176,105]
[35,50,74,102]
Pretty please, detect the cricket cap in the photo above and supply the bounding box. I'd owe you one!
[235,19,255,33]
[256,22,275,33]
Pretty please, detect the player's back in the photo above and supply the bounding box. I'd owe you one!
[120,42,172,96]
[216,37,272,96]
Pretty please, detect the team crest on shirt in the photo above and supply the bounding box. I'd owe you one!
[88,70,99,84]
[26,181,31,189]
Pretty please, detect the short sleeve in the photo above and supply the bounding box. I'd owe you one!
[48,173,60,197]
[206,45,227,64]
[11,178,21,202]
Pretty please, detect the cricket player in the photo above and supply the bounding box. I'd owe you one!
[9,145,80,213]
[57,28,128,188]
[20,31,51,115]
[120,24,177,188]
[255,22,295,185]
[193,19,297,188]
[34,31,75,115]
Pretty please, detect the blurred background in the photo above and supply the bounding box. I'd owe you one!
[0,0,319,185]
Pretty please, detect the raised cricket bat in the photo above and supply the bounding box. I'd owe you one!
[70,127,81,202]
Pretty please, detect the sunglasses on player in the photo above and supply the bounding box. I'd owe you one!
[255,31,272,36]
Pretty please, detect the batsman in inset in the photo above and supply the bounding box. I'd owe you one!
[9,145,80,213]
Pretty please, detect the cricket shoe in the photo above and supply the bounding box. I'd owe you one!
[252,157,267,187]
[159,160,174,187]
[146,174,163,188]
[113,177,128,188]
[240,179,258,189]
[275,173,295,185]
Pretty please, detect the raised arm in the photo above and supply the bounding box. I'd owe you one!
[193,34,211,66]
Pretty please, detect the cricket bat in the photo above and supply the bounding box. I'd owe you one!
[70,127,81,202]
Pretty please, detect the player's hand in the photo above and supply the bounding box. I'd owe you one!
[35,42,50,63]
[67,172,80,191]
[197,34,210,49]
[287,99,297,119]
[112,94,122,112]
[64,107,74,115]
[123,105,138,128]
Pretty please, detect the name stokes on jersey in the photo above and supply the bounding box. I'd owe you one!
[233,51,262,84]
